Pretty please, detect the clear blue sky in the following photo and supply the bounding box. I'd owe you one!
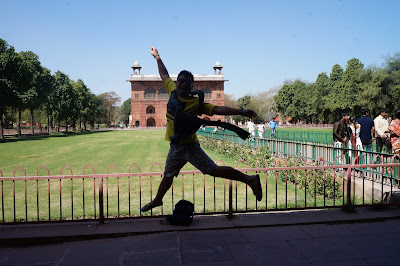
[1,0,399,104]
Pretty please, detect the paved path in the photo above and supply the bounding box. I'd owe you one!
[1,207,400,265]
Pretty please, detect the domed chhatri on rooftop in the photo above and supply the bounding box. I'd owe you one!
[132,60,142,74]
[214,61,223,74]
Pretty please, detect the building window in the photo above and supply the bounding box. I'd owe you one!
[202,87,211,99]
[158,88,168,99]
[217,93,221,99]
[146,105,155,114]
[144,87,156,98]
[135,94,139,99]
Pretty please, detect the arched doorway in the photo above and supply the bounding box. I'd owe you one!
[147,118,156,127]
[135,121,140,127]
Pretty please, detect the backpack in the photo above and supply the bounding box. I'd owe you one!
[162,199,194,226]
[168,90,249,143]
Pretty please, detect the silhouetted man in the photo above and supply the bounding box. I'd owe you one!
[141,46,262,212]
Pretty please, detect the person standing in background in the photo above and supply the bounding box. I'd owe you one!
[269,118,278,138]
[257,121,266,139]
[357,108,375,156]
[374,109,391,153]
[247,119,255,138]
[388,110,400,154]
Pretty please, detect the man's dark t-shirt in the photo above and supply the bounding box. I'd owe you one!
[357,116,374,141]
[333,120,348,143]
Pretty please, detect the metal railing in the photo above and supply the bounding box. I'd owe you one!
[200,127,333,144]
[1,155,400,224]
[198,130,398,179]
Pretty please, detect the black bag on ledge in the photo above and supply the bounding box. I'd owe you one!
[161,199,194,226]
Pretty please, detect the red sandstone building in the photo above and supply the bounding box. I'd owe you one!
[127,61,226,128]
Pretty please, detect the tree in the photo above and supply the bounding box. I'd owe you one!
[250,88,279,124]
[343,58,365,114]
[236,95,252,124]
[325,64,346,120]
[98,91,121,127]
[223,94,239,124]
[41,68,55,133]
[11,51,39,136]
[287,80,309,122]
[87,93,107,128]
[275,82,297,119]
[385,52,400,73]
[237,95,251,109]
[384,53,400,112]
[310,73,330,123]
[119,98,131,126]
[0,39,19,138]
[52,71,79,131]
[359,67,390,117]
[273,53,400,122]
[224,93,236,108]
[18,51,50,135]
[73,79,90,130]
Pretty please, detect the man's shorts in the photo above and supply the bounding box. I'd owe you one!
[164,142,217,178]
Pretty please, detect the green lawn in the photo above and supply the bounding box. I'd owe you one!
[0,130,346,222]
[0,130,173,176]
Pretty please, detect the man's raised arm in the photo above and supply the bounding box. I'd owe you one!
[212,106,257,118]
[149,46,169,82]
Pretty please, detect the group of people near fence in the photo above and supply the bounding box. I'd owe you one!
[247,118,278,139]
[333,108,400,155]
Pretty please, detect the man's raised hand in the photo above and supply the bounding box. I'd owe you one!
[149,46,159,57]
[244,109,257,118]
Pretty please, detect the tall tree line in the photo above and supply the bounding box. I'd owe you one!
[0,38,124,138]
[275,55,400,123]
[225,87,280,125]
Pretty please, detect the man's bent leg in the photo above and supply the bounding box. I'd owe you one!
[141,176,173,212]
[211,166,262,201]
[142,143,186,212]
[183,143,262,201]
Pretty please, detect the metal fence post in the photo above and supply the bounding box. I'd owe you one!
[228,179,233,218]
[346,166,352,206]
[99,176,104,224]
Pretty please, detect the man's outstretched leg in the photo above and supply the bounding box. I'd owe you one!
[141,176,173,212]
[211,166,262,201]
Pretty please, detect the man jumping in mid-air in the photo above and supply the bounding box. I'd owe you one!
[141,46,262,212]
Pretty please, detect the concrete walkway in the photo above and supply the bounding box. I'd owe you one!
[1,207,400,265]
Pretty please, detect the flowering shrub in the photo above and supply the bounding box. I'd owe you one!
[199,136,342,199]
[275,156,342,199]
[199,136,273,167]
